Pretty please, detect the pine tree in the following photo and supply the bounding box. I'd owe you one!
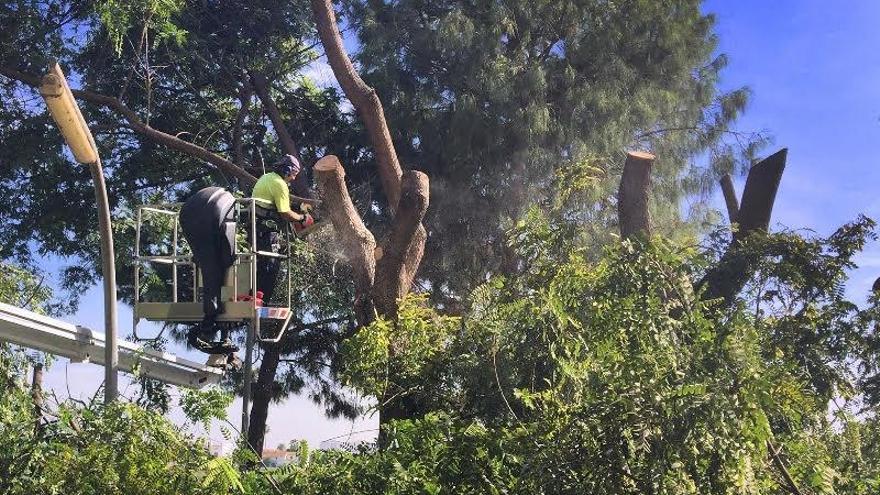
[344,0,767,303]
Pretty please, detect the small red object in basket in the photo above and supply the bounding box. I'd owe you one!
[237,291,265,307]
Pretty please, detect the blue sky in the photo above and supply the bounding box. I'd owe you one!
[27,0,880,448]
[706,0,880,246]
[705,0,880,301]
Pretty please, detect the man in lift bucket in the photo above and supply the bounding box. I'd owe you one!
[179,154,313,355]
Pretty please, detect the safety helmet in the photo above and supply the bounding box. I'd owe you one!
[273,154,301,177]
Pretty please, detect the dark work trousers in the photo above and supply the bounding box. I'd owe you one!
[179,187,237,338]
[255,219,282,303]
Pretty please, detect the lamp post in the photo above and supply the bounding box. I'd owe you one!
[39,62,119,404]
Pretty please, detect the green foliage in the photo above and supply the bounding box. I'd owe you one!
[181,387,234,429]
[97,0,187,55]
[0,262,52,312]
[3,225,880,493]
[340,294,460,401]
[0,390,252,495]
[271,413,520,494]
[309,223,880,494]
[0,257,245,493]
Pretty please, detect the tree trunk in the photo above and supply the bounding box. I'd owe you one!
[314,155,378,326]
[247,345,282,457]
[311,0,432,437]
[698,148,787,305]
[618,151,655,239]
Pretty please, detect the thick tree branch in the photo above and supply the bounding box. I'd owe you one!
[720,174,739,224]
[311,0,403,211]
[0,65,257,186]
[698,148,787,305]
[618,151,655,239]
[232,82,253,167]
[249,71,312,198]
[314,155,377,325]
[374,171,430,317]
[400,225,427,299]
[31,362,44,432]
[250,72,298,158]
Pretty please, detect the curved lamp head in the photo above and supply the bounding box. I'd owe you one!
[38,63,98,164]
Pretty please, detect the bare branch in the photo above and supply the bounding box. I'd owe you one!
[232,81,253,167]
[767,441,804,495]
[117,10,154,102]
[250,71,312,198]
[0,65,257,186]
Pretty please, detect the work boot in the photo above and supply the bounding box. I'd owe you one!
[187,322,240,354]
[190,329,240,354]
[186,323,217,351]
[191,338,239,355]
[213,337,240,353]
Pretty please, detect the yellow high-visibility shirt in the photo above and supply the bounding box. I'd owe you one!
[251,172,291,213]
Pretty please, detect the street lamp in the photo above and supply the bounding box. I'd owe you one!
[39,62,119,404]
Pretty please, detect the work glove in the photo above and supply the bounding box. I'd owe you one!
[294,213,314,233]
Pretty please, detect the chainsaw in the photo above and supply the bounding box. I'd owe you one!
[291,200,327,238]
